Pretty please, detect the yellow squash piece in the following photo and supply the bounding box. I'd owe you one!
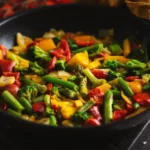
[38,38,56,51]
[123,38,131,57]
[87,60,101,69]
[74,100,83,108]
[104,55,129,63]
[0,76,15,87]
[97,83,112,94]
[68,51,89,67]
[61,106,77,119]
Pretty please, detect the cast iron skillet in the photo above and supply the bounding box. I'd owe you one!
[0,4,150,139]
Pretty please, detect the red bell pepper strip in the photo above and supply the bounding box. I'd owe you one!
[84,118,101,126]
[126,103,133,112]
[32,102,45,113]
[27,41,39,50]
[51,39,71,62]
[125,76,139,82]
[113,109,127,121]
[90,105,102,120]
[48,56,57,71]
[46,83,53,91]
[0,60,15,73]
[88,88,104,105]
[3,84,20,97]
[3,72,21,86]
[91,69,108,79]
[133,92,150,106]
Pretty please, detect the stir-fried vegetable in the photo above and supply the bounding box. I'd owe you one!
[0,29,150,127]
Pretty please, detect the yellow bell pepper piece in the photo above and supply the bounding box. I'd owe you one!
[0,76,15,87]
[61,120,74,127]
[25,74,45,84]
[68,51,89,67]
[61,106,76,119]
[97,83,112,94]
[104,55,129,63]
[0,50,3,59]
[87,60,101,69]
[123,38,131,57]
[121,91,132,105]
[38,38,56,51]
[74,100,83,108]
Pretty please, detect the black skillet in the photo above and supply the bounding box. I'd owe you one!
[0,3,150,140]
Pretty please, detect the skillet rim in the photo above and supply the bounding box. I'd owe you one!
[0,3,150,130]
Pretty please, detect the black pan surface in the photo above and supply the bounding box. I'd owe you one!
[0,4,150,139]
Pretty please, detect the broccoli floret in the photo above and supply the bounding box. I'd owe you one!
[55,59,66,70]
[107,70,124,80]
[126,59,147,69]
[29,61,47,75]
[18,85,38,103]
[103,60,125,70]
[51,86,62,98]
[68,75,77,82]
[28,46,51,62]
[83,68,106,87]
[21,77,47,94]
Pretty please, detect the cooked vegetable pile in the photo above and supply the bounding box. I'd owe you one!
[0,28,150,127]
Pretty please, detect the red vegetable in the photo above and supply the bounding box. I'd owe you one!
[91,69,108,79]
[3,72,21,86]
[113,110,127,121]
[32,102,45,113]
[0,44,7,59]
[125,76,139,82]
[90,106,102,120]
[126,103,133,112]
[88,88,104,105]
[133,92,150,106]
[85,118,101,126]
[0,60,15,74]
[47,83,53,91]
[51,39,71,61]
[27,41,39,50]
[48,56,57,71]
[3,84,20,97]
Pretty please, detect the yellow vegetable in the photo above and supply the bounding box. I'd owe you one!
[25,74,44,84]
[0,50,3,59]
[121,91,132,105]
[61,106,77,119]
[38,38,56,51]
[68,51,89,67]
[123,38,131,57]
[0,76,15,87]
[74,100,83,108]
[104,55,129,63]
[128,81,142,94]
[87,60,101,69]
[97,83,111,94]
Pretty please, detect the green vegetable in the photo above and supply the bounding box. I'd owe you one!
[28,46,51,62]
[133,103,140,110]
[32,95,45,103]
[55,59,66,70]
[113,100,126,110]
[110,90,121,98]
[142,74,150,83]
[43,75,79,91]
[51,86,62,98]
[73,44,103,57]
[126,59,147,69]
[19,97,32,114]
[79,77,88,98]
[6,108,21,117]
[72,99,95,124]
[2,91,24,112]
[21,77,47,94]
[83,68,106,87]
[68,75,77,82]
[44,94,51,106]
[104,90,113,124]
[108,44,123,55]
[29,61,47,75]
[59,88,77,99]
[118,77,134,97]
[107,70,124,80]
[18,85,38,103]
[103,60,125,70]
[67,39,79,50]
[142,83,150,91]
